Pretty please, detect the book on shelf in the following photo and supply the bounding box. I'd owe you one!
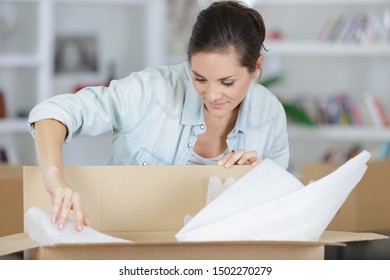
[318,15,337,41]
[0,90,6,118]
[280,93,390,128]
[322,144,390,164]
[377,142,390,161]
[363,94,390,128]
[322,146,362,164]
[329,16,347,42]
[318,11,390,44]
[340,15,363,44]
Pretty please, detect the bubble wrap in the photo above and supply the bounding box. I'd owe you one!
[25,207,131,246]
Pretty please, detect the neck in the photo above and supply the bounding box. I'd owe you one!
[204,105,239,134]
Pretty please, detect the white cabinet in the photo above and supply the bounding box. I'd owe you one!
[0,0,51,163]
[0,0,167,164]
[252,0,390,172]
[0,0,48,119]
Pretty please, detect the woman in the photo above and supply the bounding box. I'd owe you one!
[28,1,289,231]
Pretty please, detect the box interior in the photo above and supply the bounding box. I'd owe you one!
[0,164,387,260]
[0,165,23,237]
[23,165,253,242]
[301,161,390,233]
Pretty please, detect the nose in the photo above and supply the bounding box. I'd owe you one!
[203,83,222,101]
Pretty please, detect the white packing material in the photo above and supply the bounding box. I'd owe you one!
[176,150,371,242]
[25,206,131,246]
[206,176,236,205]
[185,176,237,225]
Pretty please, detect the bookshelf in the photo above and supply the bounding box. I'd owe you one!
[1,0,388,167]
[253,0,390,171]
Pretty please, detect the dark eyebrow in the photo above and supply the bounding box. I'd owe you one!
[191,70,234,81]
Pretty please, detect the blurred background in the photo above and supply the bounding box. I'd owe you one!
[0,0,390,260]
[0,0,389,172]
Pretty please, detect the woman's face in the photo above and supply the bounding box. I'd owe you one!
[191,51,261,119]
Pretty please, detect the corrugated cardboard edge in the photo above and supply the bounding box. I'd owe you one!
[0,233,335,259]
[1,231,388,259]
[26,241,326,260]
[320,231,389,243]
[0,233,38,256]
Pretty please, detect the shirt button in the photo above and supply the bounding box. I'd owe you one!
[200,124,205,130]
[142,161,148,166]
[187,143,192,148]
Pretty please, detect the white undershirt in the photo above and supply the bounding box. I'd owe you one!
[186,150,226,165]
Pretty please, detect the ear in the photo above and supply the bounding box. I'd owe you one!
[252,55,263,80]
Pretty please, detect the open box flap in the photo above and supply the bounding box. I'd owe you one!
[0,233,38,256]
[320,230,389,243]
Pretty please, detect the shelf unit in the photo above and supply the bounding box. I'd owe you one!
[265,41,390,56]
[253,0,390,170]
[0,0,167,164]
[253,0,390,5]
[288,125,390,142]
[0,0,49,163]
[0,54,42,68]
[1,0,389,166]
[0,0,52,125]
[0,118,29,134]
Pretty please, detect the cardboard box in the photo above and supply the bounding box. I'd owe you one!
[0,165,387,260]
[301,161,390,233]
[0,165,23,237]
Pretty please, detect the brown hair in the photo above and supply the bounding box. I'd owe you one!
[187,1,266,72]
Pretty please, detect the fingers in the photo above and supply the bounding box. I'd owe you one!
[237,150,258,165]
[218,151,242,168]
[250,157,263,167]
[218,150,261,168]
[57,189,72,230]
[71,193,85,232]
[50,186,87,231]
[51,191,62,225]
[83,213,91,227]
[51,187,70,230]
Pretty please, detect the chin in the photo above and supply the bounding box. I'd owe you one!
[207,109,230,118]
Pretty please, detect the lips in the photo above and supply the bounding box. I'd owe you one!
[209,102,226,109]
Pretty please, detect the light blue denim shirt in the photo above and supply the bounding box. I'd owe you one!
[28,62,289,168]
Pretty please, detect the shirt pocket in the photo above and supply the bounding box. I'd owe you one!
[136,148,170,166]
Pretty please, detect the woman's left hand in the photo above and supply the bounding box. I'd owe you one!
[217,149,262,168]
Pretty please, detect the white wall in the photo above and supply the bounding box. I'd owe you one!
[52,3,148,166]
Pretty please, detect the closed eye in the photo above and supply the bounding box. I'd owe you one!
[221,81,234,87]
[194,77,206,84]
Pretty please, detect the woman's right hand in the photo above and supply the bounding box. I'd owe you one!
[44,175,90,231]
[33,119,89,231]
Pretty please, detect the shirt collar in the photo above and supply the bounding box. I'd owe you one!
[181,83,204,126]
[234,83,254,134]
[181,62,204,126]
